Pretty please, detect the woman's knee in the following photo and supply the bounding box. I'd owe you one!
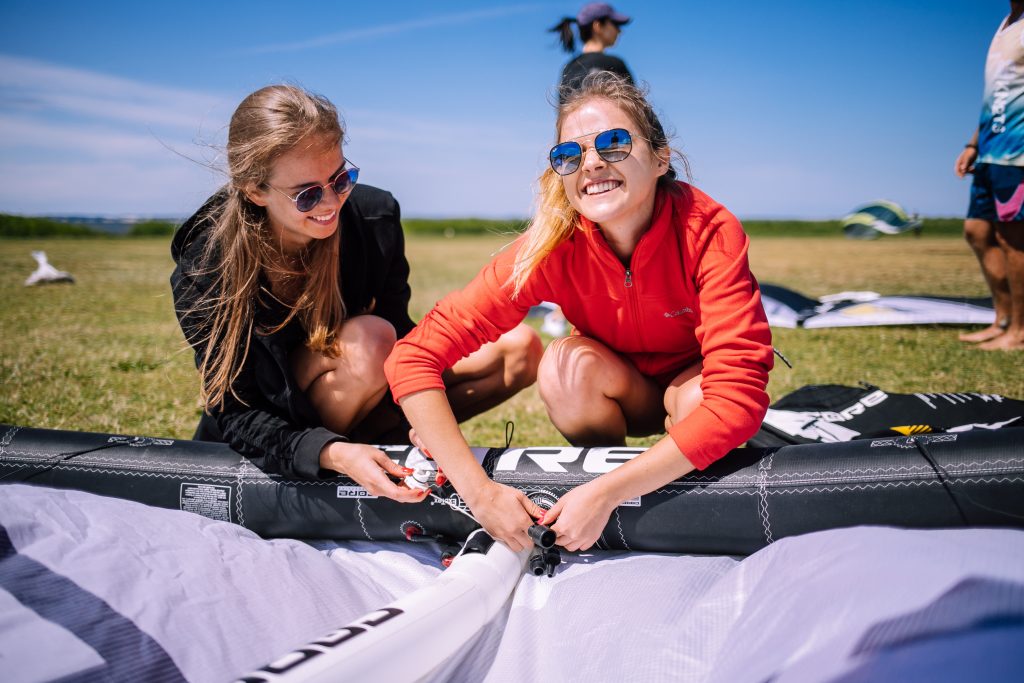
[663,364,703,425]
[329,315,395,382]
[339,315,397,359]
[538,336,620,402]
[497,323,543,389]
[293,316,396,394]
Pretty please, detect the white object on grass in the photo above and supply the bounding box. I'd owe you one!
[24,251,75,286]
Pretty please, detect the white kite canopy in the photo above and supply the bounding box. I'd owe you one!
[2,484,1023,682]
[238,531,530,683]
[24,250,74,286]
[760,284,995,329]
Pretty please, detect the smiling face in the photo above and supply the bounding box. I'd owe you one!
[247,138,349,253]
[558,97,667,237]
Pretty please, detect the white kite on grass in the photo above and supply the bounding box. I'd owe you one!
[24,251,75,286]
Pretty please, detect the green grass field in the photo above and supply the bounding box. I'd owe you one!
[1,232,1020,447]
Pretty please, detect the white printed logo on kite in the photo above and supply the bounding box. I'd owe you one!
[495,446,644,474]
[430,493,470,514]
[108,436,174,447]
[337,486,378,499]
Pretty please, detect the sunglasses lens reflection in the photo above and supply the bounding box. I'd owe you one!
[596,128,631,162]
[550,142,583,176]
[292,167,359,212]
[294,186,324,212]
[549,130,634,176]
[333,167,359,195]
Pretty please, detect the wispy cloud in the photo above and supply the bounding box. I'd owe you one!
[242,4,544,55]
[0,158,221,216]
[0,54,231,132]
[342,105,548,152]
[0,55,231,214]
[0,114,168,158]
[0,53,543,217]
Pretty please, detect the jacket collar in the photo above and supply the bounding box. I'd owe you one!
[576,183,674,268]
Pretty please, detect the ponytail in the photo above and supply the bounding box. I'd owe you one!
[548,17,577,53]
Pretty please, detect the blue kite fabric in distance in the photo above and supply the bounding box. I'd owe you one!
[759,283,995,329]
[842,200,922,239]
[750,383,1024,448]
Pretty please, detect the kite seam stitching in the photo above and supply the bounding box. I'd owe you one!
[613,508,631,550]
[650,475,1023,496]
[758,453,775,544]
[355,499,374,541]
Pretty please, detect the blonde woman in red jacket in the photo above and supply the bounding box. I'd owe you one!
[385,74,773,552]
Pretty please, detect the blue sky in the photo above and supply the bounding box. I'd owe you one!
[0,1,1004,219]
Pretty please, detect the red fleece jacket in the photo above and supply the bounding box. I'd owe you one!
[385,182,773,469]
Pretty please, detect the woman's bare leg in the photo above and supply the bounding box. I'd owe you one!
[663,362,703,432]
[537,336,664,446]
[291,315,398,436]
[444,323,543,422]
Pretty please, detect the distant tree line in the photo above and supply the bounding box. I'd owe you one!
[401,217,529,236]
[402,217,965,238]
[1,212,965,240]
[0,214,178,238]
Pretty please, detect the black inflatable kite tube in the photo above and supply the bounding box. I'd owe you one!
[1,423,1022,555]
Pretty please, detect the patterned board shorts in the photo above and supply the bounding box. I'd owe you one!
[968,162,1024,222]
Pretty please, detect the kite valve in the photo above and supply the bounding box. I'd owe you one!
[543,548,561,577]
[528,524,556,549]
[528,547,546,576]
[403,466,437,493]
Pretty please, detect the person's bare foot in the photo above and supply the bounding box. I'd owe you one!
[959,324,1007,343]
[977,332,1024,351]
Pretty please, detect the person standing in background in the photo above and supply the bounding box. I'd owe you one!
[550,3,634,103]
[955,0,1024,351]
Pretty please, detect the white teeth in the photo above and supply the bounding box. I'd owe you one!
[585,180,621,195]
[309,210,336,225]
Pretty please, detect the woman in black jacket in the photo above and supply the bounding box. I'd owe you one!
[550,3,634,103]
[171,85,541,498]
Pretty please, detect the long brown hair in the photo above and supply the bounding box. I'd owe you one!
[510,73,689,297]
[194,84,345,411]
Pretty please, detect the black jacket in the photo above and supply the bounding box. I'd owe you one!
[558,52,635,103]
[170,185,415,479]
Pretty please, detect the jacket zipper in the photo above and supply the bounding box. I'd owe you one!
[624,263,643,350]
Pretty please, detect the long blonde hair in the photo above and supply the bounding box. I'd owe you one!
[193,85,345,411]
[510,74,688,297]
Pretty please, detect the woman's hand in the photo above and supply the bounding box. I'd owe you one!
[463,480,545,552]
[320,441,428,503]
[955,146,978,178]
[543,480,617,552]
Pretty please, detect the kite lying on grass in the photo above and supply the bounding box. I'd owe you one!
[760,283,994,329]
[842,200,922,239]
[24,251,74,286]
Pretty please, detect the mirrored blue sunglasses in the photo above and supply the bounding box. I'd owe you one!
[548,129,632,176]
